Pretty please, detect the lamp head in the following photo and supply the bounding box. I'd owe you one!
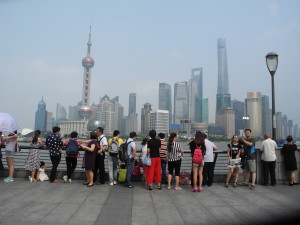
[266,52,278,76]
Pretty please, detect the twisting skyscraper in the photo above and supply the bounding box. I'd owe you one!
[79,26,94,120]
[216,38,231,113]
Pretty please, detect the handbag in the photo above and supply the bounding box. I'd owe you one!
[133,165,141,176]
[142,155,151,166]
[118,168,127,182]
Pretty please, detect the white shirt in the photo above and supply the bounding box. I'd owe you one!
[141,144,147,161]
[204,139,216,162]
[260,138,277,161]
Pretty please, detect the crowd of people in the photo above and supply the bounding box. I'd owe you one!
[0,127,298,190]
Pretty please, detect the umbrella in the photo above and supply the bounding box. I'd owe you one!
[0,112,19,133]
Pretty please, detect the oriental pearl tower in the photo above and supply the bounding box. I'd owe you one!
[79,26,94,120]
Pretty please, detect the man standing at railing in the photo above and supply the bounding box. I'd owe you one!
[240,129,256,190]
[46,126,63,183]
[260,134,277,186]
[202,133,218,187]
[94,127,107,184]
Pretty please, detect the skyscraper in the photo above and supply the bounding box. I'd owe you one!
[158,83,172,124]
[79,26,94,120]
[174,81,188,124]
[261,95,271,135]
[34,97,47,131]
[99,95,115,136]
[150,110,169,135]
[245,92,262,137]
[56,103,67,125]
[112,96,125,134]
[128,93,136,116]
[232,99,245,134]
[189,68,207,123]
[141,103,152,135]
[216,38,231,114]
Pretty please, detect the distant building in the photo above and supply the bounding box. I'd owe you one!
[216,38,231,118]
[34,97,47,132]
[128,93,136,116]
[245,92,262,137]
[141,103,152,135]
[56,103,67,125]
[261,95,271,135]
[159,83,172,124]
[60,120,88,137]
[208,125,225,137]
[68,101,82,121]
[276,112,283,139]
[174,81,189,124]
[216,107,235,138]
[150,110,169,135]
[112,96,125,135]
[232,99,245,134]
[126,113,138,135]
[99,95,115,136]
[46,112,53,131]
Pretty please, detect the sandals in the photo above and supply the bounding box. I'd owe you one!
[225,182,229,188]
[174,187,182,190]
[87,183,94,187]
[148,185,153,190]
[157,186,162,190]
[233,182,237,188]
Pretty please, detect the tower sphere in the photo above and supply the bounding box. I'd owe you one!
[79,106,92,120]
[82,57,94,68]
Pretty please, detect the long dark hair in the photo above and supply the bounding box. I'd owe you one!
[167,132,177,152]
[32,130,41,143]
[193,131,205,145]
[141,138,148,146]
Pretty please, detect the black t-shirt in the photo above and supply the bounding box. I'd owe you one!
[228,143,242,159]
[147,138,161,158]
[244,137,256,159]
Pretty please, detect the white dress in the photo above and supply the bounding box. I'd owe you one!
[38,168,49,181]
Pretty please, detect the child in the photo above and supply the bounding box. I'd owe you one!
[36,161,51,181]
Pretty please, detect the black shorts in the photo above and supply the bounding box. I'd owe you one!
[168,159,182,176]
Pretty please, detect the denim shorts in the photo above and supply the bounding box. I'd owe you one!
[5,150,15,157]
[193,162,204,167]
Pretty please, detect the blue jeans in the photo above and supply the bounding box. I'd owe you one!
[161,159,167,184]
[108,155,119,182]
[125,158,135,186]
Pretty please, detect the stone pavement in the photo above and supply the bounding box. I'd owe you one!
[0,179,299,225]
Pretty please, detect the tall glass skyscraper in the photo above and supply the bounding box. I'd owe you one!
[189,68,206,123]
[174,81,189,124]
[158,83,172,124]
[128,93,136,116]
[216,38,231,113]
[261,95,271,135]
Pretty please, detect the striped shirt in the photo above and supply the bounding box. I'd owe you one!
[168,142,182,162]
[159,139,167,159]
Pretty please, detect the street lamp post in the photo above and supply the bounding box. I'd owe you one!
[242,116,249,130]
[266,52,278,140]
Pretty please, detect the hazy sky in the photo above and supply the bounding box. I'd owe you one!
[1,0,300,131]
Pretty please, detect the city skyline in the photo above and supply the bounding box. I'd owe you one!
[1,0,300,131]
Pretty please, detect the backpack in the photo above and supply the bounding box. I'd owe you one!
[119,140,133,162]
[192,144,203,164]
[66,139,79,156]
[108,139,120,155]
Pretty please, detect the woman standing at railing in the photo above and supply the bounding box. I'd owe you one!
[167,132,184,190]
[282,135,299,186]
[81,131,98,187]
[189,131,206,192]
[225,135,242,188]
[3,130,18,182]
[24,130,44,182]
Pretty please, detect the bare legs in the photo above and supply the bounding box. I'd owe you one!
[6,157,14,178]
[193,166,203,190]
[85,170,94,185]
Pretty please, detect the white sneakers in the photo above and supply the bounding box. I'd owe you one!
[29,176,33,182]
[68,179,72,184]
[109,182,114,186]
[113,181,117,185]
[63,175,68,183]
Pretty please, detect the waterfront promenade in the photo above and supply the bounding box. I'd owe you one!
[0,178,299,225]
